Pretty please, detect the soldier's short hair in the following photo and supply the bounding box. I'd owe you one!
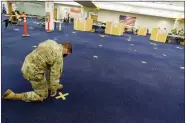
[62,42,72,53]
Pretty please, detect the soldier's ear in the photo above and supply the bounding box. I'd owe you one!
[66,49,71,54]
[63,48,67,54]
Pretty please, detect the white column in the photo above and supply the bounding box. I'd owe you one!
[45,1,54,31]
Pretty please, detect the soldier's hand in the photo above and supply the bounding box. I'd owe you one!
[50,91,57,97]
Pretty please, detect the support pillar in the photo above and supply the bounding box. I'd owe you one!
[45,1,54,31]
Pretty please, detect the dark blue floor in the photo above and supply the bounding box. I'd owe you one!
[1,16,184,123]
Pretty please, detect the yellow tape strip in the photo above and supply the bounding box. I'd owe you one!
[55,92,69,100]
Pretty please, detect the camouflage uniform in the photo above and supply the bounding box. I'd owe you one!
[21,40,63,102]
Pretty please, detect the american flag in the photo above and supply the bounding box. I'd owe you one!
[119,15,136,26]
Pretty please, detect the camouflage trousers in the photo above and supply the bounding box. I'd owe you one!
[21,66,51,102]
[22,75,49,102]
[21,59,59,102]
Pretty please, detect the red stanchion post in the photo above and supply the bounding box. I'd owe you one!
[22,14,30,37]
[47,20,50,32]
[46,15,51,32]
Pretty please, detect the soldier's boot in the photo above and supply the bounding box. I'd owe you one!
[48,84,63,91]
[2,89,23,100]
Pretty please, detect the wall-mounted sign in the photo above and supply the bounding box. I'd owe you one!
[70,8,81,13]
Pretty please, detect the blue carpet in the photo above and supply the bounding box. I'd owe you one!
[1,16,184,123]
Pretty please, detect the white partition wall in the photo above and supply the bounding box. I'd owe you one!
[97,9,174,33]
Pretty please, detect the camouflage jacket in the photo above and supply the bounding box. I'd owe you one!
[22,40,63,92]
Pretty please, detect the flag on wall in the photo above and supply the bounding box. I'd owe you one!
[119,15,136,26]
